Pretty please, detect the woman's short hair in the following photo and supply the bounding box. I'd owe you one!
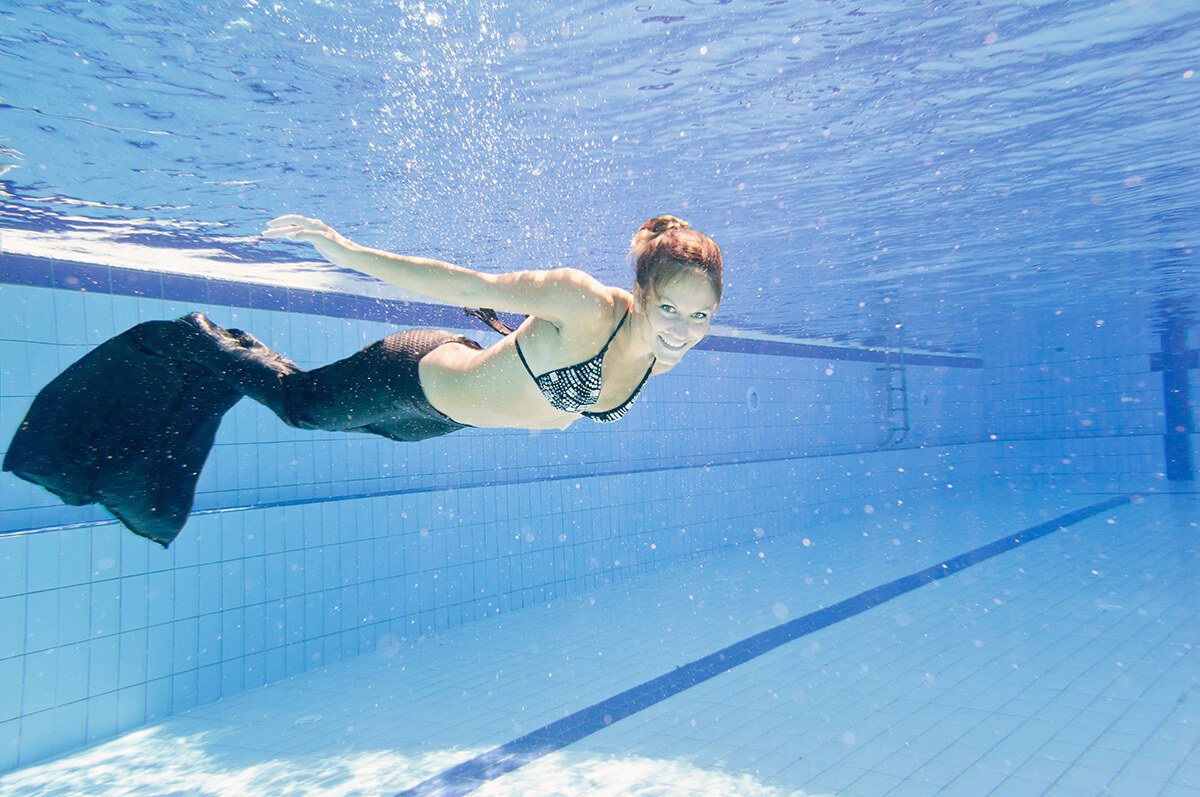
[629,215,723,303]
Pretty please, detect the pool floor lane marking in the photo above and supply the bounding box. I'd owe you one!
[396,494,1136,797]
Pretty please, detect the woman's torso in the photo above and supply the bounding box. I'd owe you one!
[418,299,658,430]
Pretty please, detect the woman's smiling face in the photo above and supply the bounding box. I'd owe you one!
[637,271,720,364]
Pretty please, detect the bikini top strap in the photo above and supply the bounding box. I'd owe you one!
[597,310,630,355]
[513,337,539,381]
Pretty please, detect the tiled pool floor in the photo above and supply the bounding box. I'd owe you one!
[1,483,1196,796]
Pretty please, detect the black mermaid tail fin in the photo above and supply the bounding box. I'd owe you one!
[5,312,474,546]
[3,319,242,548]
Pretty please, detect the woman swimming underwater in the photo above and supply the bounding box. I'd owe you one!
[3,215,722,547]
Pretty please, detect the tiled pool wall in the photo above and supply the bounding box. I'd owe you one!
[0,256,1173,769]
[979,303,1182,491]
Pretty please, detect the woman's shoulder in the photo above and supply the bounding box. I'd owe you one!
[537,269,632,323]
[542,267,620,300]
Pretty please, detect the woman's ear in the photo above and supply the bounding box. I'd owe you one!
[632,282,646,306]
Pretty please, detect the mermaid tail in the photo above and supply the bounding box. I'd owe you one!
[3,318,244,547]
[4,314,476,548]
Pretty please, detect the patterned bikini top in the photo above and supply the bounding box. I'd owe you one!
[514,311,655,423]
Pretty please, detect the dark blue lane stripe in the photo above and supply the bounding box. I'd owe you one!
[396,494,1136,797]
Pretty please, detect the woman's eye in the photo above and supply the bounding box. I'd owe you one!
[692,313,708,320]
[660,304,676,314]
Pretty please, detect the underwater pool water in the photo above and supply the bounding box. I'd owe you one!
[0,1,1197,795]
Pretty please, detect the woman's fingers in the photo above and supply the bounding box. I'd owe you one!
[266,215,333,233]
[267,214,318,228]
[263,215,336,241]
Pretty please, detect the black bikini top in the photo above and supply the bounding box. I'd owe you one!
[511,310,655,423]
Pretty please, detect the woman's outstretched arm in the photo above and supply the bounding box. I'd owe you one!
[263,215,632,324]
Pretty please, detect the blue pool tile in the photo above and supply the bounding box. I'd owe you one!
[20,649,56,715]
[341,628,361,660]
[0,596,25,659]
[264,601,286,647]
[252,284,291,312]
[303,592,325,639]
[56,643,88,706]
[321,292,359,320]
[285,551,304,598]
[25,533,60,593]
[194,524,222,566]
[285,642,304,676]
[244,604,265,654]
[172,566,199,619]
[221,608,245,661]
[285,596,304,642]
[220,659,244,696]
[196,563,222,615]
[0,718,18,771]
[322,634,341,668]
[118,629,148,690]
[146,624,173,682]
[264,646,286,683]
[304,638,324,670]
[145,677,172,722]
[90,579,120,639]
[18,709,58,767]
[244,513,267,558]
[51,700,87,755]
[119,532,149,577]
[160,274,212,306]
[206,280,250,311]
[197,614,221,668]
[288,288,323,316]
[147,570,175,627]
[222,560,245,609]
[115,685,146,733]
[24,590,59,652]
[108,267,162,299]
[244,556,266,606]
[172,617,198,672]
[244,652,266,690]
[171,670,197,713]
[88,635,119,697]
[119,574,149,632]
[85,691,119,744]
[0,657,22,722]
[57,529,91,586]
[169,530,198,569]
[89,526,121,581]
[51,291,88,345]
[196,664,222,705]
[220,514,246,562]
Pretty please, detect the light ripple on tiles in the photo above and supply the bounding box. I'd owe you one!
[0,726,837,797]
[0,727,477,797]
[465,751,835,797]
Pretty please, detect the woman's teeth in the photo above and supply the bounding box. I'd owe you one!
[658,336,686,351]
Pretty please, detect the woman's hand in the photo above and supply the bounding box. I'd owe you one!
[262,215,345,246]
[263,215,353,265]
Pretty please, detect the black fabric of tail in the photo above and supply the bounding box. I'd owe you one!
[3,319,242,548]
[5,313,477,548]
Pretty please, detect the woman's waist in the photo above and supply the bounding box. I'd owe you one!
[418,349,577,430]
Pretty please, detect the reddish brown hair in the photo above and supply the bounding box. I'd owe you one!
[629,215,723,303]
